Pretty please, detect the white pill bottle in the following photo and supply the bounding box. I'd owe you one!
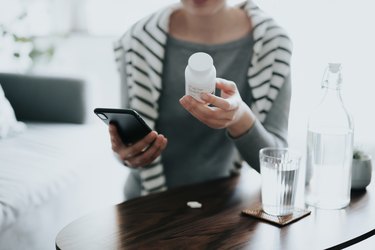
[185,52,216,102]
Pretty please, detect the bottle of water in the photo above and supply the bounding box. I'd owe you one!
[305,63,354,209]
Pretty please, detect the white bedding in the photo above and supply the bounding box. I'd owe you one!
[0,122,127,232]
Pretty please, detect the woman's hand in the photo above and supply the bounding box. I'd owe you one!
[109,124,168,168]
[179,78,256,138]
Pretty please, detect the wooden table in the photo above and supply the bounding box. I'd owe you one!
[56,168,375,250]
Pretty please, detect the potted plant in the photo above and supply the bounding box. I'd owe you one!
[0,11,55,73]
[351,148,372,190]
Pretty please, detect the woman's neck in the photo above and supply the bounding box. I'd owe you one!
[170,6,251,45]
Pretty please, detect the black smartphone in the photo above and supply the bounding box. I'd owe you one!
[94,108,152,144]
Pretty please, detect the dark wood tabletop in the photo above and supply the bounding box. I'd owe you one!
[56,167,374,250]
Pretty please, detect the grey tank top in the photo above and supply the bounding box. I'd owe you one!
[124,32,291,199]
[156,33,253,188]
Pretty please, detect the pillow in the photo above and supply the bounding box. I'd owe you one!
[0,84,26,138]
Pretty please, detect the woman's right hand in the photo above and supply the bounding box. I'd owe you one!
[109,124,168,168]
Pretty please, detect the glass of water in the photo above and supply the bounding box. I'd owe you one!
[260,148,301,216]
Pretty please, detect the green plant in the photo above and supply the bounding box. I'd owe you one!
[353,149,366,160]
[0,11,55,67]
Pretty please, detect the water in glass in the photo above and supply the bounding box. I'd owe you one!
[260,148,301,216]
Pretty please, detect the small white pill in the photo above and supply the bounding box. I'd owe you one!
[187,201,202,208]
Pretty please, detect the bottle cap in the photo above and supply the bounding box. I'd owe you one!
[188,52,213,72]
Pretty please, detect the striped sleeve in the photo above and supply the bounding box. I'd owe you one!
[114,10,169,196]
[248,23,292,122]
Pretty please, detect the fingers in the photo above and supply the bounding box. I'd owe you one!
[116,131,157,162]
[180,95,235,120]
[182,78,239,111]
[201,92,238,111]
[109,124,167,168]
[179,78,244,129]
[124,131,158,158]
[127,135,168,167]
[215,78,237,95]
[180,95,235,128]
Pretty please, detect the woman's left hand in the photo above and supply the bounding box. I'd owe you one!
[179,78,256,138]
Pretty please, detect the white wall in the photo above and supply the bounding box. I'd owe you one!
[257,0,375,158]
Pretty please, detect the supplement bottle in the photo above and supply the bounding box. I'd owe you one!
[185,52,216,102]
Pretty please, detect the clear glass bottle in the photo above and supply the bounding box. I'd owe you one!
[305,63,354,209]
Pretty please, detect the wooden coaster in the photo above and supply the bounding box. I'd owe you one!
[242,204,311,227]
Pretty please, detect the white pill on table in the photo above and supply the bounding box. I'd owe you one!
[187,201,202,208]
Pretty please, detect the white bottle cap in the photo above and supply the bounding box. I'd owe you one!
[188,52,213,72]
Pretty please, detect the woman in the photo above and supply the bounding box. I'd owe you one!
[111,0,292,199]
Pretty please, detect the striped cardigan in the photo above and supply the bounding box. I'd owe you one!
[114,0,292,196]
